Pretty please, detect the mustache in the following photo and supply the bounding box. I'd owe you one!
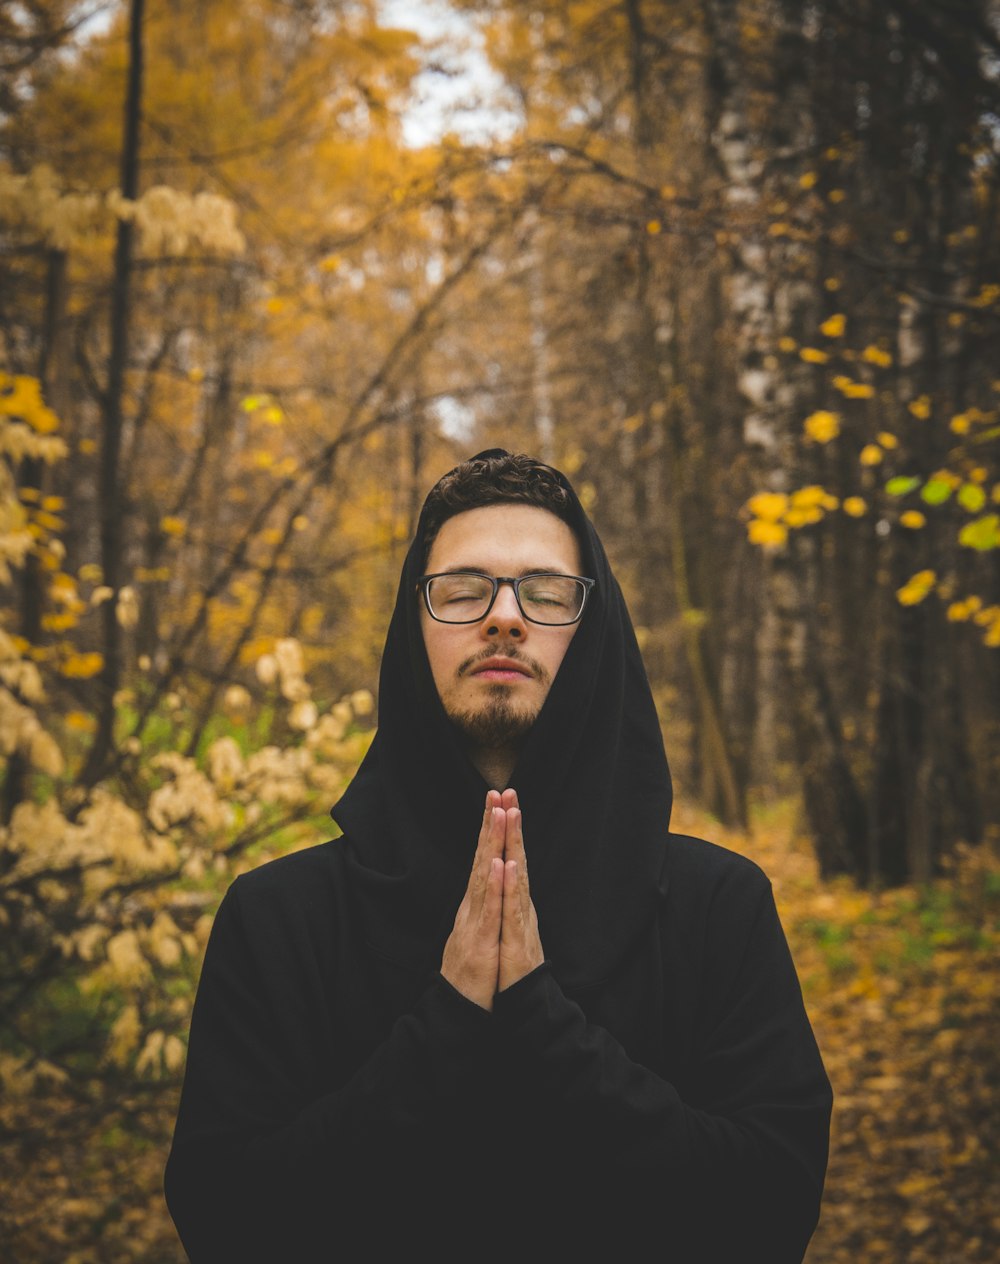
[458,647,549,682]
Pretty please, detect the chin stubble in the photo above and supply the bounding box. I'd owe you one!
[445,647,551,747]
[447,687,539,747]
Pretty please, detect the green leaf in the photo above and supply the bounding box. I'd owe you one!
[957,482,987,513]
[885,476,921,496]
[958,514,1000,551]
[920,478,953,505]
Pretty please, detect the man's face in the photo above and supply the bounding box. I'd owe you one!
[419,503,584,748]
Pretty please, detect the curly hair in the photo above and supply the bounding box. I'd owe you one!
[420,451,576,568]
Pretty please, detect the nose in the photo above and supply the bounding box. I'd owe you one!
[481,580,526,640]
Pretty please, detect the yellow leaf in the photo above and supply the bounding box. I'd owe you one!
[899,510,926,529]
[799,347,829,364]
[862,345,893,368]
[803,410,840,443]
[41,611,78,632]
[908,394,931,419]
[160,516,186,537]
[842,496,867,517]
[777,336,798,353]
[828,188,846,203]
[824,277,841,291]
[747,492,788,521]
[799,171,818,189]
[65,710,97,732]
[877,432,898,449]
[646,219,662,235]
[785,506,823,527]
[60,652,104,679]
[900,571,940,604]
[79,438,97,454]
[860,444,883,466]
[895,1174,935,1199]
[748,519,788,548]
[820,313,845,337]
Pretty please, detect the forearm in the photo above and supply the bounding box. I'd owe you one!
[495,962,830,1260]
[166,961,488,1260]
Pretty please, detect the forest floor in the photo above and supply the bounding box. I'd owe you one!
[3,800,998,1263]
[672,798,1000,1264]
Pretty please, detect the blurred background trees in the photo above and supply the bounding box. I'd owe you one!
[1,0,998,1259]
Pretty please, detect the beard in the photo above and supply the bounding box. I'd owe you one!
[442,644,551,750]
[445,685,540,748]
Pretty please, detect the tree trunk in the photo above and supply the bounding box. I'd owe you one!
[79,0,145,788]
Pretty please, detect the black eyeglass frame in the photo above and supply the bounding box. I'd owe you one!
[416,572,596,626]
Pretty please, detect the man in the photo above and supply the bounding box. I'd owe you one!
[165,450,832,1262]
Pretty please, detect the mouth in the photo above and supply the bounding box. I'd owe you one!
[469,658,534,682]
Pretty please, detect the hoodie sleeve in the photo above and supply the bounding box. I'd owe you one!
[163,876,490,1263]
[492,869,833,1264]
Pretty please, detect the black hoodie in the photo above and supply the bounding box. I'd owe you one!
[165,451,832,1263]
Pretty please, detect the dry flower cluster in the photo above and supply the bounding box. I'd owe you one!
[0,165,245,255]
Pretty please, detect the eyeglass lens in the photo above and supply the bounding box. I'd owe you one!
[426,574,586,624]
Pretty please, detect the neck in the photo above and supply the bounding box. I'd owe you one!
[467,742,519,790]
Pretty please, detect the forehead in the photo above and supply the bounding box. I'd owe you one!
[425,503,582,575]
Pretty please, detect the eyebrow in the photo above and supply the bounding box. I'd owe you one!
[434,564,577,578]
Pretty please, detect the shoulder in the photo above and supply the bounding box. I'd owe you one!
[665,831,772,898]
[222,838,350,926]
[233,837,346,892]
[663,832,776,942]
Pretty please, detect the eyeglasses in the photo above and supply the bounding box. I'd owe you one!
[417,571,596,626]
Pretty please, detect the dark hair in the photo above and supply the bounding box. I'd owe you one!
[420,451,576,568]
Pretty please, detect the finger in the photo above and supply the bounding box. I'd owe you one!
[501,859,521,941]
[505,806,526,867]
[500,787,518,811]
[472,792,502,871]
[471,808,507,904]
[480,856,503,936]
[506,808,534,920]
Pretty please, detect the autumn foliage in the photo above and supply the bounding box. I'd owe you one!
[2,0,999,1259]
